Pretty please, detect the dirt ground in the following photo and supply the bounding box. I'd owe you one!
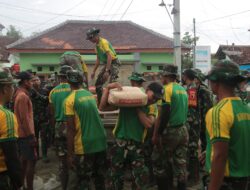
[35,147,202,190]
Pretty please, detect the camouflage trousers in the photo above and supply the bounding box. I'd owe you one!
[143,127,155,183]
[55,121,68,190]
[96,59,121,103]
[152,125,189,183]
[187,122,201,183]
[34,120,51,158]
[107,139,149,190]
[68,151,107,190]
[0,172,15,190]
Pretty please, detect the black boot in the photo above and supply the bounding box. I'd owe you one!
[177,181,186,190]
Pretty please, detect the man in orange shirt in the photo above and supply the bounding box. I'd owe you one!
[14,71,36,190]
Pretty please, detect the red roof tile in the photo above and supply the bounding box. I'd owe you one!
[216,45,250,65]
[7,20,176,52]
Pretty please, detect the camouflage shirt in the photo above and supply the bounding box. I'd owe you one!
[197,84,213,128]
[31,88,49,123]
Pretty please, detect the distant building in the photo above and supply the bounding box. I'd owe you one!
[7,20,189,82]
[0,36,18,64]
[216,44,250,72]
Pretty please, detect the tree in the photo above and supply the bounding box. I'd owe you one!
[6,25,23,39]
[181,32,199,69]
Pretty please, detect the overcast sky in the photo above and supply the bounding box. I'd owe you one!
[0,0,250,53]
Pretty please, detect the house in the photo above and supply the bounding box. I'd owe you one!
[7,20,189,82]
[215,44,250,71]
[0,36,18,64]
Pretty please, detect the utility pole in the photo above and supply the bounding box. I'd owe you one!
[193,18,196,67]
[172,0,181,75]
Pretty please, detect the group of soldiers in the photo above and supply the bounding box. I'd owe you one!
[0,27,249,190]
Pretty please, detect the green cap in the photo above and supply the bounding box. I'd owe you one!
[0,68,17,84]
[67,70,83,84]
[128,72,146,82]
[206,59,246,83]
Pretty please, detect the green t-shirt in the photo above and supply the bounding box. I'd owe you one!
[163,82,188,127]
[49,83,71,122]
[113,103,157,143]
[95,37,117,63]
[205,97,250,177]
[64,89,107,154]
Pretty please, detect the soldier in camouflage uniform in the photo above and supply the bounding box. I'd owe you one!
[128,72,156,186]
[182,69,201,185]
[99,81,163,190]
[64,70,107,190]
[193,69,213,152]
[86,28,121,104]
[49,66,73,190]
[152,65,189,190]
[31,76,50,162]
[0,68,22,190]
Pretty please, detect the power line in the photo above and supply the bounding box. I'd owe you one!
[196,29,220,45]
[111,0,127,20]
[22,0,88,32]
[229,19,244,43]
[0,1,156,21]
[198,9,250,24]
[0,14,40,25]
[160,2,174,26]
[120,0,134,20]
[106,0,118,19]
[98,0,110,19]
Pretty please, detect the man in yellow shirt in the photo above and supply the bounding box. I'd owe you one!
[86,27,121,103]
[0,68,22,190]
[205,60,250,190]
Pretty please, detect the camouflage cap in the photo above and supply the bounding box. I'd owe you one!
[206,59,246,83]
[58,65,73,76]
[128,72,146,82]
[67,70,83,84]
[86,27,100,40]
[182,68,197,79]
[193,68,206,82]
[0,68,17,84]
[161,64,178,76]
[60,51,84,71]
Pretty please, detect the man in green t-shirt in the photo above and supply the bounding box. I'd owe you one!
[152,65,189,190]
[49,65,73,190]
[86,27,121,104]
[99,81,163,190]
[64,70,107,190]
[204,60,250,190]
